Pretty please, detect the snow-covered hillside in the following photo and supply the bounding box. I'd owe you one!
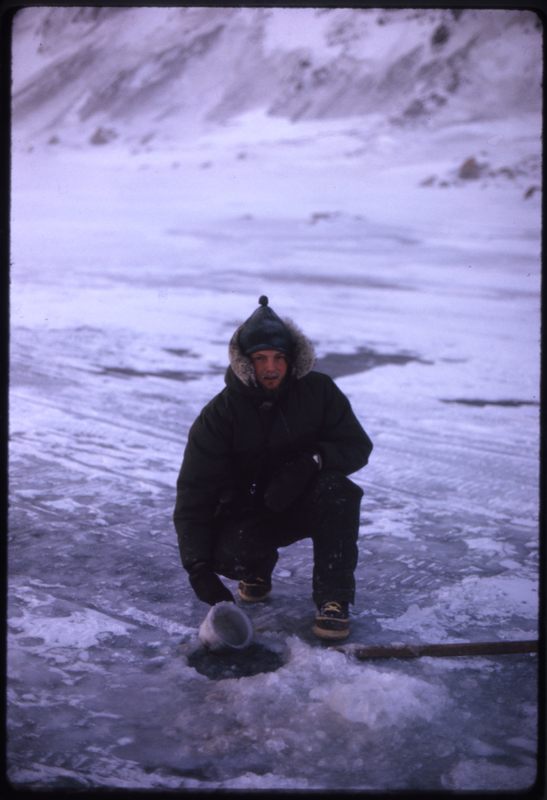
[12,7,542,147]
[8,6,543,795]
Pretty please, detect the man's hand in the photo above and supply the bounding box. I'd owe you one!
[264,451,321,513]
[188,562,235,605]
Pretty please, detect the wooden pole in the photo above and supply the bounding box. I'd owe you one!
[334,639,539,661]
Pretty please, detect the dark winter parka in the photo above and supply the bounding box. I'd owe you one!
[173,317,373,573]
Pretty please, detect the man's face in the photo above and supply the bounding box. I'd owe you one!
[250,349,288,391]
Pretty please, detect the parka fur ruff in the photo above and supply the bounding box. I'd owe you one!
[228,318,316,387]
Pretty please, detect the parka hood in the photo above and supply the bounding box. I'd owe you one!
[228,317,316,388]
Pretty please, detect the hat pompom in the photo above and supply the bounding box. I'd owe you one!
[259,295,268,306]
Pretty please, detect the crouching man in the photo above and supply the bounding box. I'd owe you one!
[173,296,373,640]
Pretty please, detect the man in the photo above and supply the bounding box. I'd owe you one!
[173,296,373,640]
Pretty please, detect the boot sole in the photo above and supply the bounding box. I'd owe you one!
[312,623,350,641]
[238,588,271,603]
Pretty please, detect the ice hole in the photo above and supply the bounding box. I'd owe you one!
[187,642,286,680]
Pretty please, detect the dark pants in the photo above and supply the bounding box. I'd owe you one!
[211,470,363,607]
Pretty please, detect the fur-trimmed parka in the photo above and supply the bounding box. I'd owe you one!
[173,318,373,571]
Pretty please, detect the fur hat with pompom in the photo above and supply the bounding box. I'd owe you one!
[229,296,315,386]
[237,295,293,356]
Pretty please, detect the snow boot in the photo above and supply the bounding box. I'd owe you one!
[238,577,271,603]
[312,601,350,640]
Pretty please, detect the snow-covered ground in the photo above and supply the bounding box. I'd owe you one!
[8,6,542,794]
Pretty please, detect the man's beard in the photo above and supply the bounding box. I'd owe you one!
[259,375,287,397]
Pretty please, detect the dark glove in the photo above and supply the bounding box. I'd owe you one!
[188,562,235,605]
[264,452,321,513]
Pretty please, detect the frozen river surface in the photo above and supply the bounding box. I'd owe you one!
[8,109,542,792]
